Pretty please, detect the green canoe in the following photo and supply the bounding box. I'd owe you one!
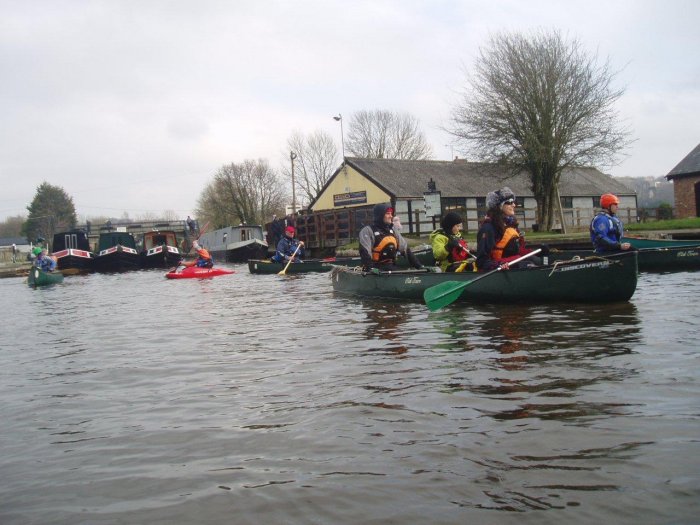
[622,236,700,249]
[249,247,436,274]
[248,257,360,274]
[545,244,700,272]
[27,266,65,287]
[330,251,638,305]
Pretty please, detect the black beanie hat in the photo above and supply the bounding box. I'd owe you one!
[440,211,463,232]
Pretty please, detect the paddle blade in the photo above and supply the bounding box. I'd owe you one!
[423,280,470,311]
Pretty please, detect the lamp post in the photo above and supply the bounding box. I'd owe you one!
[333,114,345,163]
[290,151,297,215]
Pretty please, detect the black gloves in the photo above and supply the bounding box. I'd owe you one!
[446,238,460,250]
[539,244,550,256]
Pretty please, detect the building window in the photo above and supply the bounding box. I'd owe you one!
[440,197,466,216]
[560,196,573,209]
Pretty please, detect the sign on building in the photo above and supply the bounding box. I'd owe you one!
[334,191,367,207]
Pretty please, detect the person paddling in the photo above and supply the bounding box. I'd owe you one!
[272,226,305,264]
[33,247,57,272]
[475,187,541,271]
[181,241,213,268]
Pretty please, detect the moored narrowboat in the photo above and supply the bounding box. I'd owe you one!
[51,230,94,272]
[141,230,182,268]
[93,231,140,272]
[199,225,268,263]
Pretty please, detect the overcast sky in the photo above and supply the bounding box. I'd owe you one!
[2,0,699,221]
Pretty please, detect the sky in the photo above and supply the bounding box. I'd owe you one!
[2,0,699,221]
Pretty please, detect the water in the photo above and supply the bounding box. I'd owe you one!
[1,267,699,524]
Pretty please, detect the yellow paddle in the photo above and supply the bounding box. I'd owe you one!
[278,244,302,275]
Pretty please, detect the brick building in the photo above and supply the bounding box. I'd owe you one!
[666,143,700,218]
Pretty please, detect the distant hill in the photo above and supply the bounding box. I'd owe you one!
[614,176,674,207]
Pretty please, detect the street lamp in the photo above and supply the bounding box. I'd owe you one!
[333,114,345,163]
[290,151,297,215]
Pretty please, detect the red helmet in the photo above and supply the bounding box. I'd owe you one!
[600,193,619,209]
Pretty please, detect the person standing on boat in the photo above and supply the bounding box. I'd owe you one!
[182,241,213,268]
[430,211,473,272]
[33,247,57,272]
[272,226,304,263]
[590,194,633,253]
[476,187,540,271]
[359,202,425,273]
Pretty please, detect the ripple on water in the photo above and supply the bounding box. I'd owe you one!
[0,268,698,523]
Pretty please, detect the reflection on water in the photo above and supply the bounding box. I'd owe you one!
[0,270,698,523]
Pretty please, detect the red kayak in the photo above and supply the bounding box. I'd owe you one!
[165,267,235,279]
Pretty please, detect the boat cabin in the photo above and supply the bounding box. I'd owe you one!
[53,230,92,252]
[97,231,137,251]
[143,230,179,251]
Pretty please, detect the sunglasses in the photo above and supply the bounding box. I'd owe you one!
[503,199,516,205]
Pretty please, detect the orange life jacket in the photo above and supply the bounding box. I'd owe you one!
[491,227,521,260]
[372,233,398,263]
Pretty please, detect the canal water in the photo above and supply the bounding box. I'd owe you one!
[1,267,699,524]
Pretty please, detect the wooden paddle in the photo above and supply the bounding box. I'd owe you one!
[278,243,301,275]
[424,249,541,312]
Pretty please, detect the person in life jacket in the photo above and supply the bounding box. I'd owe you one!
[430,211,473,272]
[183,241,214,268]
[359,202,427,273]
[475,187,540,271]
[590,193,633,253]
[272,226,305,263]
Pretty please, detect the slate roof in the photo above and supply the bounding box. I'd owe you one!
[0,236,30,247]
[340,157,633,200]
[666,143,700,180]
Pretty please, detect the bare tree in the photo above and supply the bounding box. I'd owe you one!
[449,30,631,230]
[283,130,338,206]
[346,110,433,160]
[196,159,287,228]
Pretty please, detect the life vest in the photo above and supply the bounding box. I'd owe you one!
[590,211,623,249]
[372,229,398,263]
[195,248,213,268]
[491,227,521,260]
[449,238,469,263]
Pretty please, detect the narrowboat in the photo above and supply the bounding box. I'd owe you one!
[330,251,638,305]
[198,225,268,263]
[51,230,94,271]
[141,230,182,268]
[27,266,64,287]
[93,231,140,272]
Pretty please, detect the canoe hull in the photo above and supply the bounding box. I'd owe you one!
[248,257,358,274]
[165,267,235,279]
[331,251,638,304]
[27,267,65,287]
[546,245,700,272]
[622,236,700,249]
